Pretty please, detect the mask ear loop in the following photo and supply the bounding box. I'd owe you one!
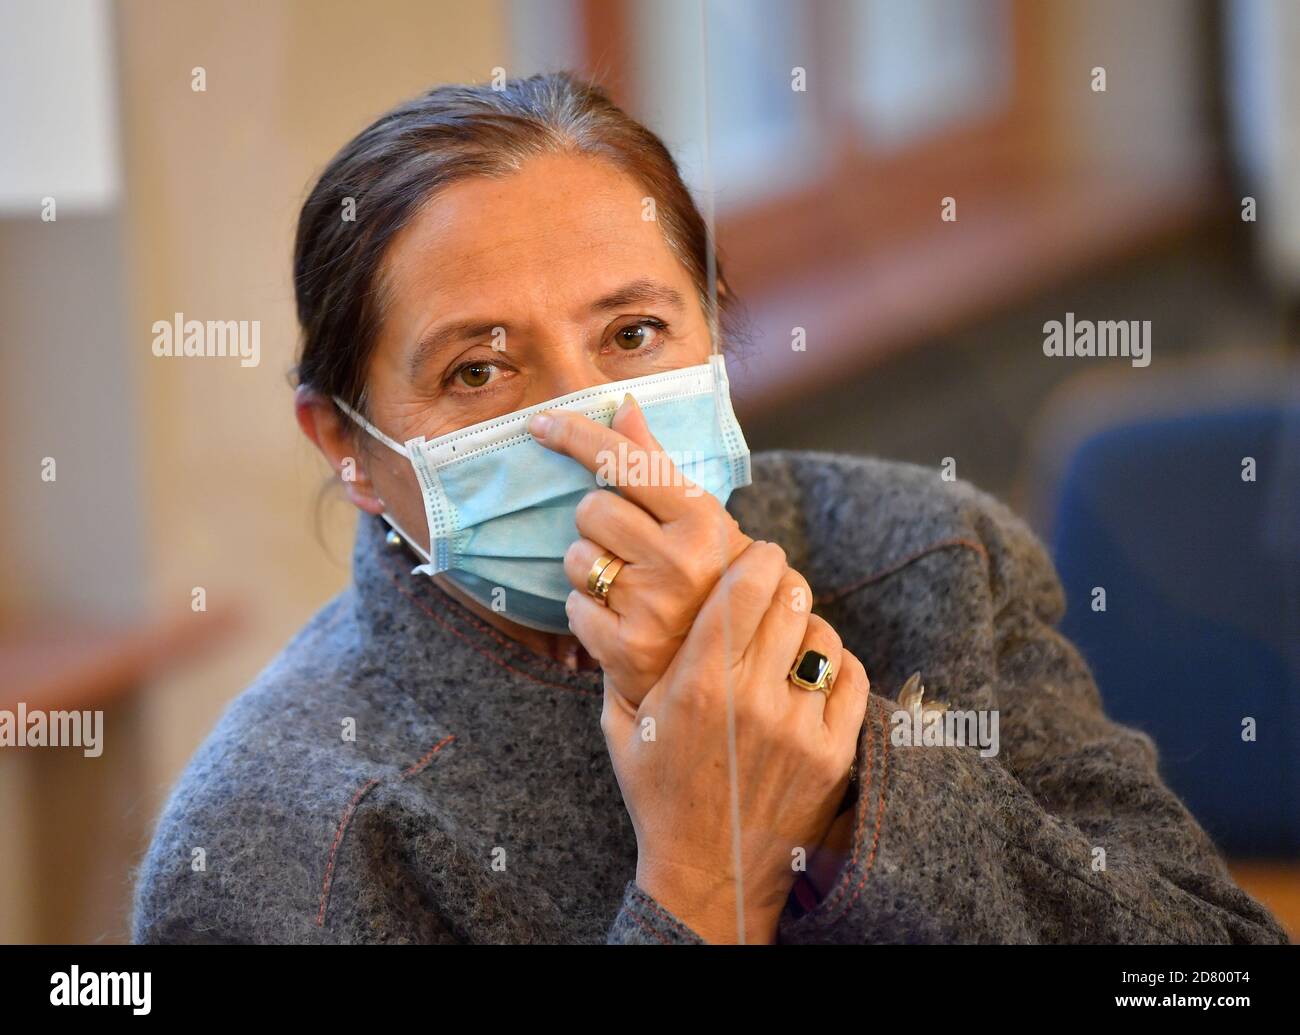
[331,395,435,567]
[695,0,748,945]
[332,395,409,457]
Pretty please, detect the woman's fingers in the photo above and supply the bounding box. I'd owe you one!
[823,647,870,748]
[676,539,788,675]
[788,613,844,707]
[564,536,627,606]
[565,587,620,665]
[816,648,871,795]
[570,489,664,569]
[748,579,842,718]
[745,566,817,686]
[599,678,638,749]
[566,587,663,705]
[610,392,664,454]
[526,404,697,524]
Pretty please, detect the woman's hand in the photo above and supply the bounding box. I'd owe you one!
[599,539,871,944]
[527,394,753,705]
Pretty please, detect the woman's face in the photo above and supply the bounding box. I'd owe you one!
[321,150,714,557]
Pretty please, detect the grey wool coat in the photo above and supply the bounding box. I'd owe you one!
[131,450,1290,944]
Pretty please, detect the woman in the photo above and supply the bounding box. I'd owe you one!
[132,72,1287,945]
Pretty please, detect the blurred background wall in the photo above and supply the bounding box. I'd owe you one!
[1,0,1296,942]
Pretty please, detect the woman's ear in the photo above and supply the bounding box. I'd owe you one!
[294,385,386,515]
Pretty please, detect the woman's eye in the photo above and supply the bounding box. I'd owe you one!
[613,320,663,351]
[456,362,495,388]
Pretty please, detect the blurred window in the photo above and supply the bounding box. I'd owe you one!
[582,0,1036,277]
[572,0,1215,413]
[851,0,1012,150]
[626,0,821,212]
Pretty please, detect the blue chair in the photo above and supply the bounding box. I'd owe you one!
[1048,403,1299,856]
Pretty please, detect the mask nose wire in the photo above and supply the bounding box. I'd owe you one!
[697,0,748,945]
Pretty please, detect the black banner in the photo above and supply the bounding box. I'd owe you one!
[2,943,1293,1022]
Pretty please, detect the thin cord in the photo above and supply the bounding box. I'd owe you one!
[697,0,747,945]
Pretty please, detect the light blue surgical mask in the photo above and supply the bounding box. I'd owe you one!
[334,353,751,633]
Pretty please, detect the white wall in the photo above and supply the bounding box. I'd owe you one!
[0,0,120,215]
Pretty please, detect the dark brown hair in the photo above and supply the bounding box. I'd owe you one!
[292,70,744,420]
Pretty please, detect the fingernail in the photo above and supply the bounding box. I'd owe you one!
[615,393,634,420]
[527,410,554,438]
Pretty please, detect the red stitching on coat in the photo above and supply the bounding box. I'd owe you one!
[814,536,989,605]
[843,699,892,914]
[846,702,878,872]
[636,884,698,941]
[626,899,671,944]
[399,733,457,781]
[317,777,380,928]
[384,565,600,699]
[317,734,455,928]
[812,697,877,921]
[817,698,890,926]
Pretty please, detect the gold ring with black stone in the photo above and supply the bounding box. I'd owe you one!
[789,648,834,694]
[586,552,626,606]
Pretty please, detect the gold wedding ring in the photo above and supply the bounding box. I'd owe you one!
[586,551,626,607]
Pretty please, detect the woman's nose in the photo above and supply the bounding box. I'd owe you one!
[533,348,608,402]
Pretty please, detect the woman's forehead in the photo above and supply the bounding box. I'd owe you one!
[379,152,691,320]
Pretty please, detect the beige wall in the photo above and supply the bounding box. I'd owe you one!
[113,0,511,841]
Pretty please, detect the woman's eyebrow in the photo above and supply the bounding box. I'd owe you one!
[591,278,686,314]
[407,319,502,381]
